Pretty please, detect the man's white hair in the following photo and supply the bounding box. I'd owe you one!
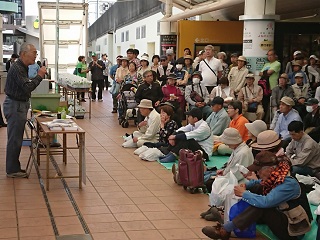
[19,43,34,55]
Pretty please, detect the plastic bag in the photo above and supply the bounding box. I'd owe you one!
[209,171,238,207]
[139,148,164,161]
[229,200,256,238]
[307,184,320,205]
[134,145,148,155]
[296,174,315,186]
[224,193,241,224]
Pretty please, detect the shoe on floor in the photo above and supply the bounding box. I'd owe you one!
[98,99,103,102]
[202,223,231,240]
[92,99,96,102]
[111,109,117,113]
[0,123,7,127]
[200,206,215,218]
[80,99,86,102]
[7,171,27,178]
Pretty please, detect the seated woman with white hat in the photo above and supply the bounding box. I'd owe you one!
[122,99,160,148]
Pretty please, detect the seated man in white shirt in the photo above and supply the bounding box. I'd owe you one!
[122,99,160,148]
[160,108,212,163]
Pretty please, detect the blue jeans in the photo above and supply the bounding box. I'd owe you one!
[3,97,29,174]
[292,165,314,177]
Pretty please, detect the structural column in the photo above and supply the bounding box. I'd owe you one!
[240,0,279,75]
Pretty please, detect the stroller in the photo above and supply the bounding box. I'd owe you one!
[118,83,138,128]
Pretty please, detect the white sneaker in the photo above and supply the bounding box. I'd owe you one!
[122,139,137,148]
[134,145,148,155]
[98,99,103,102]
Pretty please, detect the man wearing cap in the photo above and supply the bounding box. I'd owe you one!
[228,53,238,71]
[274,96,302,146]
[193,50,205,70]
[198,45,223,93]
[303,98,320,142]
[285,50,303,74]
[185,71,212,119]
[202,151,312,240]
[238,73,264,120]
[206,97,230,136]
[291,72,311,117]
[88,52,106,102]
[228,56,248,96]
[288,61,308,85]
[158,55,174,86]
[122,99,160,148]
[166,48,175,66]
[286,121,320,176]
[271,73,294,115]
[160,108,212,163]
[259,49,281,90]
[303,55,320,95]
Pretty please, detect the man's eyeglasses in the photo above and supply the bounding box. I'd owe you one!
[145,74,153,77]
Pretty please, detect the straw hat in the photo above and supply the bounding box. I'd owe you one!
[184,55,193,60]
[250,130,281,150]
[137,99,153,109]
[219,128,243,145]
[245,120,268,137]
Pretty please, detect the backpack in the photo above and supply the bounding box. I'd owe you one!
[258,74,272,96]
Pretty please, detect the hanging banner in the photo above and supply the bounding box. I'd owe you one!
[160,35,177,56]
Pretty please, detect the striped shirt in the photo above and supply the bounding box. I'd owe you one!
[5,59,43,101]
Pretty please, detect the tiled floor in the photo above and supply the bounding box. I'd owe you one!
[0,91,266,240]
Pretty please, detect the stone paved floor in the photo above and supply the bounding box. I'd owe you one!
[0,90,267,240]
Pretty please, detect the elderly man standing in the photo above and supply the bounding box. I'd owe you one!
[274,96,302,147]
[4,43,47,178]
[228,55,248,96]
[198,45,223,93]
[122,99,160,148]
[89,52,106,102]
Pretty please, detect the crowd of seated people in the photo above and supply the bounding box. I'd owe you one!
[108,47,320,239]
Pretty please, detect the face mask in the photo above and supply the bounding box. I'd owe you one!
[176,64,183,70]
[192,78,200,85]
[306,106,313,113]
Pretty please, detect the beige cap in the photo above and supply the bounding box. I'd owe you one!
[237,56,247,62]
[280,73,288,79]
[137,99,153,109]
[245,73,255,78]
[280,96,295,106]
[251,130,282,151]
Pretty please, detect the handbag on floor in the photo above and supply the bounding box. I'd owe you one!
[178,149,206,193]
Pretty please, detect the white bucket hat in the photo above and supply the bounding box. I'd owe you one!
[245,120,267,137]
[219,128,243,145]
[137,99,153,109]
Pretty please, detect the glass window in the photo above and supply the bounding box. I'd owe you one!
[125,30,129,41]
[136,27,140,40]
[121,32,124,42]
[141,25,146,39]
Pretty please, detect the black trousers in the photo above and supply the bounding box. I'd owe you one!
[168,138,209,160]
[103,75,109,88]
[91,80,104,100]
